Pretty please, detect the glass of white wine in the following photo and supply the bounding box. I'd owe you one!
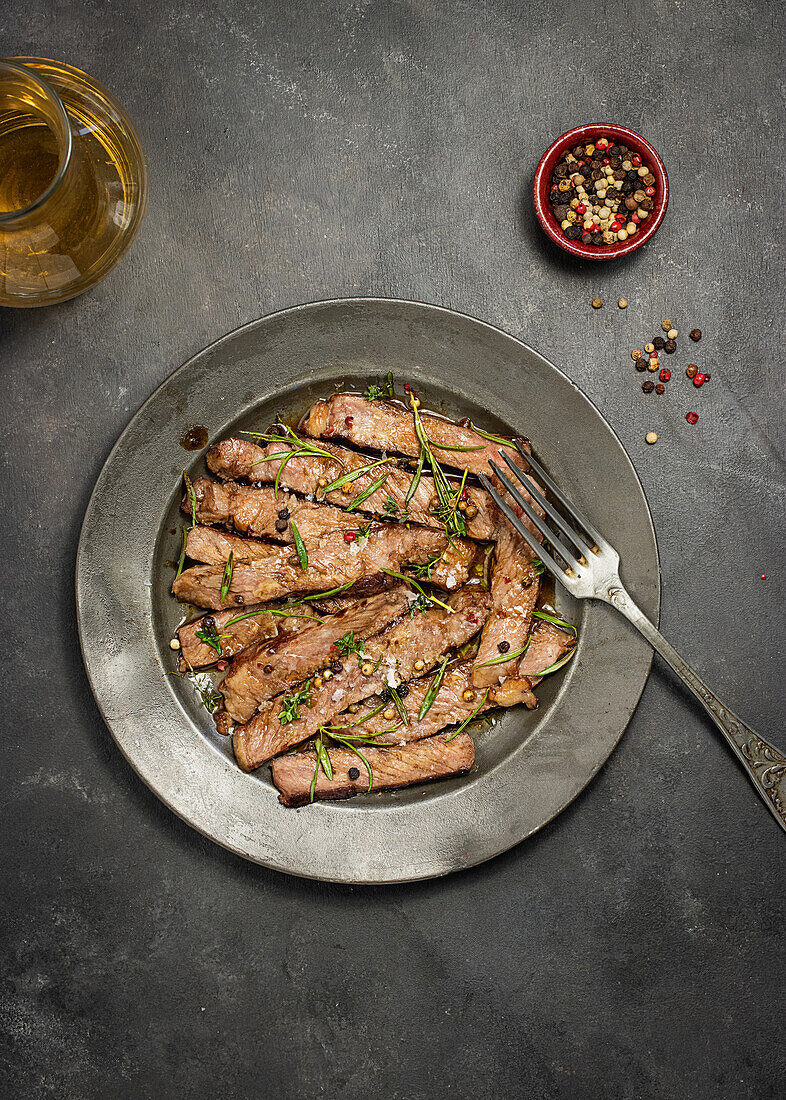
[0,57,147,307]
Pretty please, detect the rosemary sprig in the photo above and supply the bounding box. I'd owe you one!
[474,639,531,668]
[410,395,467,539]
[531,558,545,576]
[532,610,577,635]
[310,728,331,802]
[308,714,400,801]
[418,656,449,721]
[174,525,188,580]
[278,681,313,725]
[444,689,490,741]
[388,686,409,727]
[467,422,516,449]
[223,607,324,628]
[296,582,355,604]
[220,551,234,603]
[533,648,577,678]
[242,424,342,499]
[183,470,198,528]
[345,471,389,512]
[320,457,394,494]
[289,520,308,570]
[381,568,453,614]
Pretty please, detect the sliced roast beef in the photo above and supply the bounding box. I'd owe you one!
[173,524,476,610]
[184,479,355,543]
[302,393,521,478]
[220,587,411,723]
[232,586,490,770]
[206,436,497,540]
[270,732,475,807]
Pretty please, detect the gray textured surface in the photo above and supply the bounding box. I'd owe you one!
[2,1,784,1097]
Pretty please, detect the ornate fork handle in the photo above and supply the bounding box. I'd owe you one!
[602,581,786,833]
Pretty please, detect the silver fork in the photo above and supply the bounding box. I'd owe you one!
[478,445,786,835]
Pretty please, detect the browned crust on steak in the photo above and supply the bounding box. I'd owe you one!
[270,733,474,806]
[173,524,476,609]
[176,604,278,671]
[232,587,490,770]
[220,588,411,723]
[302,394,520,478]
[206,436,497,540]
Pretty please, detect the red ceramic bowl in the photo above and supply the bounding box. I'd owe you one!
[534,123,668,260]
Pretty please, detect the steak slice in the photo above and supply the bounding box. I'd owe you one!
[173,524,475,609]
[516,619,577,685]
[270,732,475,807]
[207,436,497,540]
[232,586,490,770]
[185,526,280,565]
[221,587,411,723]
[302,393,520,478]
[472,523,542,688]
[339,658,537,745]
[184,479,355,544]
[176,605,277,671]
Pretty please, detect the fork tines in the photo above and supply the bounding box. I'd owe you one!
[479,444,605,580]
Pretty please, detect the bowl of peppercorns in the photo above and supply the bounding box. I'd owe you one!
[534,123,668,260]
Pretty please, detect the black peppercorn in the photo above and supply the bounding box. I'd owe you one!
[635,360,647,372]
[277,509,290,519]
[330,660,343,673]
[274,518,288,532]
[398,683,410,698]
[497,640,511,653]
[591,232,603,245]
[642,380,655,393]
[263,664,273,674]
[653,336,665,350]
[348,767,360,781]
[564,225,582,240]
[655,383,665,394]
[690,328,702,341]
[664,339,677,353]
[581,232,593,244]
[379,688,391,703]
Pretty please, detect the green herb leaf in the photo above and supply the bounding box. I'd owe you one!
[295,582,356,604]
[345,471,390,512]
[467,422,516,449]
[278,681,313,725]
[331,736,375,791]
[363,383,385,400]
[532,610,577,635]
[220,551,234,603]
[474,639,531,668]
[531,558,545,576]
[289,520,308,570]
[418,655,449,721]
[355,521,373,540]
[533,647,577,678]
[332,630,364,659]
[444,689,490,742]
[385,371,394,397]
[320,457,394,494]
[189,672,223,713]
[183,470,198,528]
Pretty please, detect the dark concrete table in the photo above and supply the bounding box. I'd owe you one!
[3,3,784,1097]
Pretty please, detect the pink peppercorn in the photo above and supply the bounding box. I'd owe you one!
[645,186,656,196]
[659,368,671,382]
[693,373,706,387]
[343,531,356,543]
[217,660,228,671]
[576,203,586,215]
[632,154,642,166]
[686,411,699,424]
[631,213,640,223]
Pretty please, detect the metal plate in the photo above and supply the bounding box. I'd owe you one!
[76,298,660,883]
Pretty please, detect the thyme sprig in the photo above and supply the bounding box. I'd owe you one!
[195,619,229,657]
[189,672,223,713]
[278,681,313,725]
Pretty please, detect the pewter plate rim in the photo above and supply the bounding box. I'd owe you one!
[76,297,660,884]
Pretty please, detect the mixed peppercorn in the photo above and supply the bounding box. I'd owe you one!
[549,137,657,247]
